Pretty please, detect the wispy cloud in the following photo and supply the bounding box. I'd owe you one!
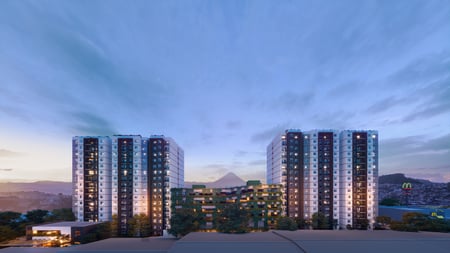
[0,149,23,157]
[0,168,13,172]
[247,159,266,166]
[381,134,450,180]
[250,124,289,143]
[225,120,242,130]
[68,111,117,136]
[388,52,450,87]
[366,96,416,114]
[268,91,315,112]
[381,134,450,158]
[401,77,450,122]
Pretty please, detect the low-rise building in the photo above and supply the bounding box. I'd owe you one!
[171,181,283,230]
[26,221,104,244]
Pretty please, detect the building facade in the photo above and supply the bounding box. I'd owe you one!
[303,130,340,227]
[72,136,112,222]
[339,130,378,229]
[171,181,283,230]
[267,129,378,229]
[111,135,148,236]
[266,129,304,219]
[148,136,184,236]
[72,135,184,236]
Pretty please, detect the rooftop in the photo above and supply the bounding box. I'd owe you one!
[1,230,450,253]
[32,222,104,228]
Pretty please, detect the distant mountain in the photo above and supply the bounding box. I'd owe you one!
[184,172,246,188]
[0,181,72,195]
[379,173,433,185]
[0,191,71,213]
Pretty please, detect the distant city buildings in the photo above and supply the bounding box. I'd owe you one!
[267,129,378,229]
[171,181,283,230]
[72,135,184,236]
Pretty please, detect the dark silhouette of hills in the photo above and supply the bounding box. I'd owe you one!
[0,181,72,195]
[379,173,432,185]
[184,172,246,188]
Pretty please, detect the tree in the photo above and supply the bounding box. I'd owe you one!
[110,214,119,237]
[46,208,75,222]
[402,212,429,229]
[96,222,112,239]
[295,217,309,229]
[0,211,22,226]
[79,222,112,243]
[25,209,49,224]
[390,221,418,232]
[169,209,203,238]
[128,214,151,237]
[215,204,250,234]
[389,212,450,232]
[375,216,392,230]
[276,217,297,231]
[356,219,369,230]
[311,212,331,230]
[0,226,17,242]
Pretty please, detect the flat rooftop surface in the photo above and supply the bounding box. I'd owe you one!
[33,222,103,228]
[170,230,450,253]
[60,237,176,253]
[1,230,450,253]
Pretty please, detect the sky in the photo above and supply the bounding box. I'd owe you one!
[0,0,449,183]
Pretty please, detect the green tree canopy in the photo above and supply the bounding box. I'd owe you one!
[376,216,392,225]
[215,204,250,234]
[128,213,151,237]
[294,217,309,229]
[169,209,203,238]
[0,225,17,242]
[311,212,331,230]
[0,211,22,226]
[25,209,49,224]
[46,208,75,222]
[276,217,297,231]
[110,214,119,237]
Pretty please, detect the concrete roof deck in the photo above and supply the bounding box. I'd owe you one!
[33,222,104,228]
[2,230,450,253]
[61,237,176,253]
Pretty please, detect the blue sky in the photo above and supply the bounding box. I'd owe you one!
[0,0,449,183]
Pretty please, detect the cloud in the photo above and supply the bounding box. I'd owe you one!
[240,170,266,182]
[247,159,266,166]
[388,52,450,87]
[365,96,415,114]
[401,77,450,122]
[0,168,13,172]
[225,120,242,130]
[327,80,366,98]
[381,134,450,158]
[266,91,315,112]
[234,150,248,157]
[381,134,450,178]
[311,111,356,129]
[402,102,450,123]
[250,124,289,143]
[0,149,23,157]
[68,111,117,136]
